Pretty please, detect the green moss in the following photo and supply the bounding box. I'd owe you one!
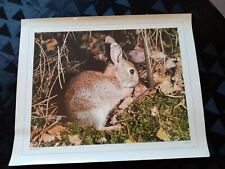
[38,93,190,147]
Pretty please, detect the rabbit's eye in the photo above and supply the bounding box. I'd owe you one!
[129,69,134,75]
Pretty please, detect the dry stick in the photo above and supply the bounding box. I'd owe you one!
[46,69,64,116]
[49,106,57,116]
[38,41,51,76]
[148,29,157,39]
[155,28,158,50]
[32,121,47,143]
[61,32,69,54]
[32,94,58,107]
[33,105,56,112]
[57,46,63,89]
[159,29,165,54]
[41,51,46,92]
[38,54,43,93]
[165,94,184,98]
[60,48,65,83]
[148,33,158,72]
[58,32,69,83]
[135,34,140,48]
[156,107,162,126]
[37,119,60,146]
[60,33,70,83]
[35,42,50,94]
[31,111,58,120]
[64,49,70,68]
[89,31,92,42]
[122,50,128,60]
[116,117,133,123]
[36,49,45,94]
[159,29,166,75]
[163,29,174,54]
[149,34,156,51]
[126,122,131,140]
[173,97,187,110]
[71,32,76,40]
[142,29,154,89]
[163,28,176,37]
[47,59,58,94]
[175,34,178,47]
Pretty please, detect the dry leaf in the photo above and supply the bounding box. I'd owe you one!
[119,97,134,109]
[151,106,159,117]
[172,57,183,87]
[68,135,82,145]
[153,72,170,83]
[147,89,157,96]
[174,98,186,110]
[46,125,66,141]
[138,135,143,142]
[46,39,58,51]
[31,125,39,138]
[134,83,148,97]
[110,114,118,125]
[165,58,176,70]
[53,142,60,147]
[158,58,184,95]
[98,137,107,143]
[125,139,136,143]
[159,80,175,95]
[47,125,66,136]
[156,127,170,141]
[116,109,125,115]
[172,70,184,88]
[42,133,55,143]
[151,51,166,62]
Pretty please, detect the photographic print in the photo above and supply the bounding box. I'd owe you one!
[10,14,209,166]
[31,28,190,147]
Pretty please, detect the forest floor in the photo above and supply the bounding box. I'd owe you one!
[30,29,190,147]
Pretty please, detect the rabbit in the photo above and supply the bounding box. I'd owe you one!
[64,36,139,131]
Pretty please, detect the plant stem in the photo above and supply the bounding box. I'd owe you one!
[143,29,154,89]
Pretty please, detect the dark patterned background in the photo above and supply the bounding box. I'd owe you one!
[0,0,225,168]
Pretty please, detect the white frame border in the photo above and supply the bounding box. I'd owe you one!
[9,14,209,166]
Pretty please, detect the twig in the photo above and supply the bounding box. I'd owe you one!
[126,122,131,139]
[173,98,187,110]
[57,46,63,89]
[163,29,174,54]
[32,121,47,143]
[165,94,184,98]
[155,28,158,50]
[116,117,133,123]
[175,34,178,47]
[159,29,166,75]
[31,114,66,120]
[32,94,58,107]
[46,69,64,116]
[60,32,69,54]
[159,29,165,54]
[37,119,60,146]
[142,29,154,89]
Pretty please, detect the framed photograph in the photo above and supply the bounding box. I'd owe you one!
[10,14,209,166]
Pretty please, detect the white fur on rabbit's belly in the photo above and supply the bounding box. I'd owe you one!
[75,80,133,128]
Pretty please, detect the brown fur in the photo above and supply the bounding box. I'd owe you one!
[64,71,119,115]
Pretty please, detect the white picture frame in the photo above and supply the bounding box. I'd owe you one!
[9,14,209,166]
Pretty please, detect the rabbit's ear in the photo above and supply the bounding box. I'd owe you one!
[110,43,123,64]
